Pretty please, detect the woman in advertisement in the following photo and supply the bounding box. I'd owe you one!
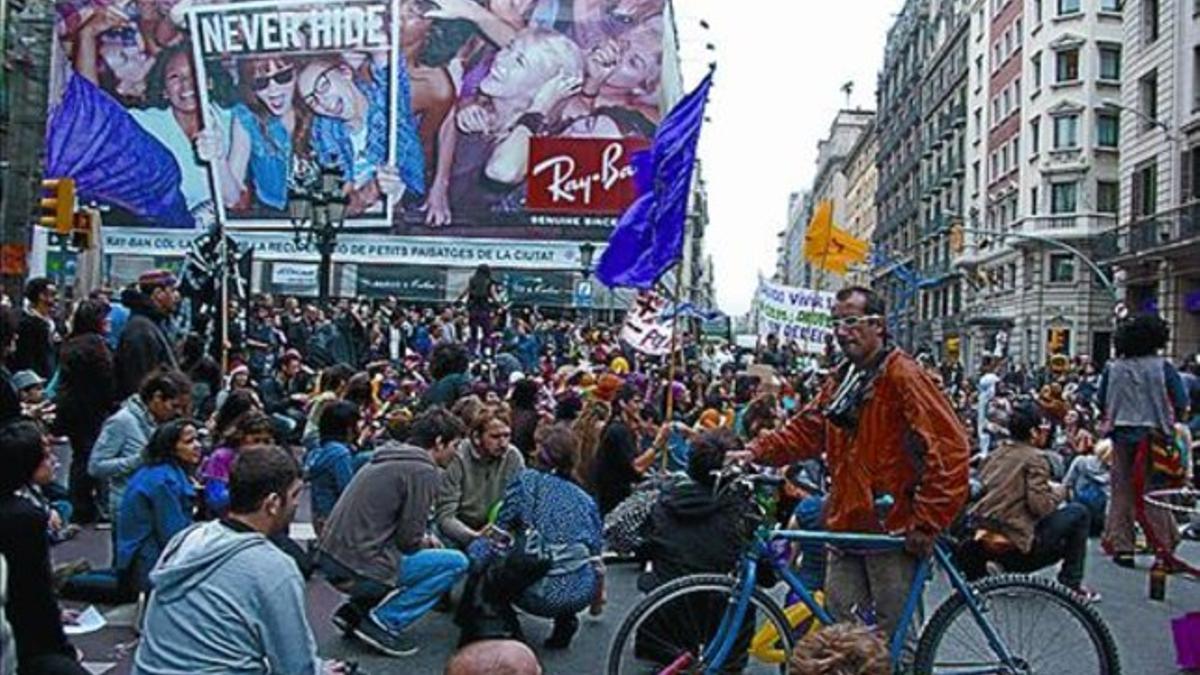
[127,42,230,218]
[296,51,425,216]
[443,28,584,215]
[197,55,310,214]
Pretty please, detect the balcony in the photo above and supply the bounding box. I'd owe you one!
[1115,203,1200,257]
[1012,213,1116,242]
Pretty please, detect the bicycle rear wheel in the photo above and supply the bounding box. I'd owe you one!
[606,574,795,675]
[913,574,1121,674]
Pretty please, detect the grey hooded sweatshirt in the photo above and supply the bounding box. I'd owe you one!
[132,520,320,675]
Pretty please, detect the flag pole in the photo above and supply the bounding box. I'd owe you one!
[661,264,684,472]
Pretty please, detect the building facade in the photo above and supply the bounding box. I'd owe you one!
[875,0,931,350]
[1110,0,1200,359]
[843,120,880,287]
[913,0,971,361]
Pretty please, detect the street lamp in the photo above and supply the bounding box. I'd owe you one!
[578,242,596,324]
[288,164,349,302]
[578,241,596,279]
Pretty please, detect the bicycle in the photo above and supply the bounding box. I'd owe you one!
[606,469,1121,674]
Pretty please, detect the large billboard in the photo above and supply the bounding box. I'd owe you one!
[45,0,666,241]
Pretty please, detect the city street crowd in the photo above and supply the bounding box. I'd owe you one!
[0,268,1196,674]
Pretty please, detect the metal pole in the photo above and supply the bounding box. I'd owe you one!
[219,233,229,373]
[662,267,684,472]
[318,231,333,303]
[958,227,1119,301]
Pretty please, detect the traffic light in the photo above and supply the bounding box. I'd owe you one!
[949,222,964,254]
[71,208,100,250]
[39,178,76,234]
[1047,328,1068,355]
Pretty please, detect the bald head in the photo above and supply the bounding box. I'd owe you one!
[444,640,542,675]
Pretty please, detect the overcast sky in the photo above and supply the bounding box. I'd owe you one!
[675,1,898,316]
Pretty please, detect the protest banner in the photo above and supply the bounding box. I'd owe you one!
[755,278,834,355]
[620,292,674,357]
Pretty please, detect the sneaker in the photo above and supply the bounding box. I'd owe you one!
[1112,553,1136,569]
[1072,585,1102,605]
[352,615,418,657]
[331,603,362,636]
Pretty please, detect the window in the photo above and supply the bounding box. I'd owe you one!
[1053,114,1079,148]
[1002,89,1011,115]
[1035,0,1043,22]
[1032,53,1042,89]
[992,97,1001,122]
[1193,47,1200,111]
[1056,49,1079,82]
[1097,180,1119,213]
[974,108,982,140]
[1014,77,1021,101]
[1097,112,1119,147]
[1049,254,1075,283]
[1057,0,1080,14]
[1031,186,1040,215]
[1001,144,1010,172]
[1144,0,1160,41]
[1099,45,1121,81]
[990,152,999,179]
[1004,29,1012,57]
[973,161,980,191]
[975,55,983,89]
[1140,70,1159,127]
[1100,0,1122,10]
[1133,162,1158,217]
[1051,182,1078,213]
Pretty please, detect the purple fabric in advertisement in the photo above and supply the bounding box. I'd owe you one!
[46,74,193,228]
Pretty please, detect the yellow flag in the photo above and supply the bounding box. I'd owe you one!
[802,200,868,273]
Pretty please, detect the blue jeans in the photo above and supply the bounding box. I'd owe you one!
[372,549,469,633]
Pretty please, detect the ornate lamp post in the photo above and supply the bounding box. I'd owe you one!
[287,165,348,302]
[578,241,596,323]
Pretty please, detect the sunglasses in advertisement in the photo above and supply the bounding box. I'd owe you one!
[253,68,295,92]
[830,314,883,330]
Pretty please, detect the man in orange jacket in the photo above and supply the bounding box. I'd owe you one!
[741,286,969,639]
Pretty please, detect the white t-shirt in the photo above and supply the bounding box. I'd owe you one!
[128,105,231,212]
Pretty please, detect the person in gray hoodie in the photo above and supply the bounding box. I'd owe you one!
[318,407,468,658]
[88,371,188,524]
[134,445,350,675]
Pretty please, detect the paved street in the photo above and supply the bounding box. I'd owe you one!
[53,511,1200,675]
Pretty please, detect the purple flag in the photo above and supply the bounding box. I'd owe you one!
[46,74,193,228]
[596,71,713,288]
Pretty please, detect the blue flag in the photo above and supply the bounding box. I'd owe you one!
[596,72,714,288]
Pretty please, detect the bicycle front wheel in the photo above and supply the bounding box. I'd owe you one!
[914,574,1121,674]
[606,573,795,675]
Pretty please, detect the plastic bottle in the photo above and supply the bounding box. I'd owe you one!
[1149,560,1167,602]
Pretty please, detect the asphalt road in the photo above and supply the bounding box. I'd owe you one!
[54,516,1200,674]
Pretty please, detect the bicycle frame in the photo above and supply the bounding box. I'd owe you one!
[699,528,1020,675]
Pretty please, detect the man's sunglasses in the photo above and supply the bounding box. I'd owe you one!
[252,68,294,92]
[830,314,883,330]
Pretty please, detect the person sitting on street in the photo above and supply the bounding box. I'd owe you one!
[90,370,189,527]
[317,407,469,658]
[435,405,525,550]
[1064,438,1113,536]
[633,429,756,667]
[259,348,311,441]
[199,411,275,518]
[487,425,605,650]
[134,445,350,674]
[115,419,200,596]
[957,401,1099,603]
[0,420,88,675]
[305,400,361,536]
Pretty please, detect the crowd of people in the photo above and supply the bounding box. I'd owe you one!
[0,270,1196,674]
